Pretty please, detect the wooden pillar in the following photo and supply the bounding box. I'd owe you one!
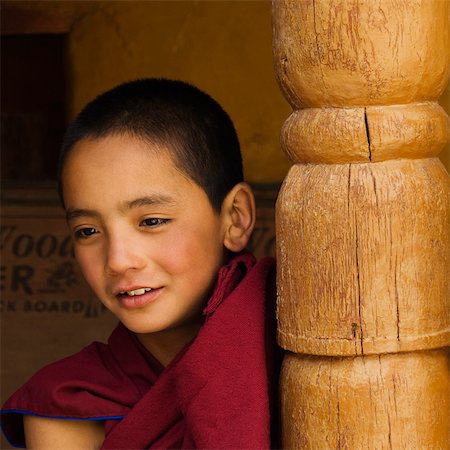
[272,1,449,448]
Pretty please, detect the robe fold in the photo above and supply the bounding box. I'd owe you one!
[1,253,279,449]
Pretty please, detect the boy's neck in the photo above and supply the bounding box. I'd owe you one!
[136,317,204,367]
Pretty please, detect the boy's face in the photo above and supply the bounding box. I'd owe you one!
[62,134,227,338]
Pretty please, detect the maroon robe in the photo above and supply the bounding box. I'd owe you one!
[1,253,279,449]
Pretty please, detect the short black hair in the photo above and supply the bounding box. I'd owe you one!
[58,78,243,212]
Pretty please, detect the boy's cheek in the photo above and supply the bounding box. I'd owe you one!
[74,252,101,288]
[74,249,94,271]
[159,235,222,274]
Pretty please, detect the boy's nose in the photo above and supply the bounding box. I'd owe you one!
[105,236,146,275]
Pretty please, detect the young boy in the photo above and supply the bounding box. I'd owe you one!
[1,79,278,449]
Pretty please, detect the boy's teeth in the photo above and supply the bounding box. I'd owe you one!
[122,288,152,296]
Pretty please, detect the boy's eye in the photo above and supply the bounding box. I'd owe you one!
[74,227,98,239]
[140,218,169,228]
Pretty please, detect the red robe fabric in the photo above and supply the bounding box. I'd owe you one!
[1,253,279,449]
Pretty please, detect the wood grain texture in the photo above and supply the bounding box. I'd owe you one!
[272,0,449,108]
[277,158,449,356]
[273,0,450,447]
[282,102,450,164]
[281,350,450,449]
[281,107,370,164]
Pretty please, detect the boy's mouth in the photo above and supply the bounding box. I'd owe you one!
[118,287,153,297]
[115,286,163,309]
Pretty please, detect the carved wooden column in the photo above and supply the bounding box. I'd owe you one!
[272,1,449,448]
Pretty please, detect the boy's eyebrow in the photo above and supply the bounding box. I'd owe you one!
[66,208,99,221]
[124,195,177,210]
[66,195,177,221]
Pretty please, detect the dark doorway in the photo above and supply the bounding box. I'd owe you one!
[1,34,67,182]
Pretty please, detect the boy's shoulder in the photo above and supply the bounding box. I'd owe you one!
[2,333,124,418]
[0,324,155,447]
[1,322,160,420]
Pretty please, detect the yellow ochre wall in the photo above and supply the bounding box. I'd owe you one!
[65,0,295,183]
[3,0,450,178]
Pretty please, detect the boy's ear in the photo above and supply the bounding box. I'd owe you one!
[221,182,256,252]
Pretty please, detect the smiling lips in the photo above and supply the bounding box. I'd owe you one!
[119,287,153,296]
[116,287,162,309]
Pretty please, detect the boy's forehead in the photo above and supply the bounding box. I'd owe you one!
[66,133,195,185]
[62,134,211,210]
